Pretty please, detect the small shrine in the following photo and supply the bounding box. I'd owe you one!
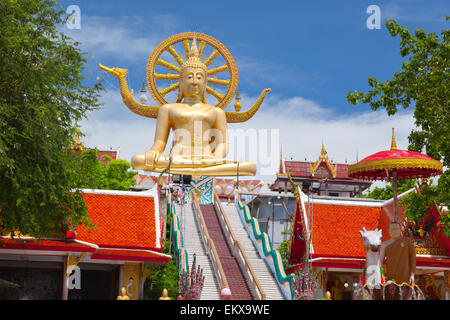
[270,143,371,197]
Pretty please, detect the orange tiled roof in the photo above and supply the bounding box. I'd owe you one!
[76,192,161,251]
[306,203,381,258]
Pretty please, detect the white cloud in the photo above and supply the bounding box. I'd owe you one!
[63,14,183,62]
[234,93,415,183]
[382,3,447,24]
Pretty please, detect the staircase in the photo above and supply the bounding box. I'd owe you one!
[222,204,285,300]
[200,204,253,300]
[174,203,220,300]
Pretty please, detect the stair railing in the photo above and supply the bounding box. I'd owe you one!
[236,200,294,300]
[191,192,230,295]
[170,201,189,274]
[214,193,266,300]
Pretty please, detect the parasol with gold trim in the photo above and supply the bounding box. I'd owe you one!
[348,127,443,222]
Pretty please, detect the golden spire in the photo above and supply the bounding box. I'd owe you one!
[279,144,284,174]
[391,127,397,150]
[181,36,207,73]
[320,140,327,156]
[310,141,337,177]
[188,35,199,57]
[287,168,300,199]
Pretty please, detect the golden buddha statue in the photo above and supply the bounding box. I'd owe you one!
[117,287,129,300]
[99,32,270,177]
[159,288,171,300]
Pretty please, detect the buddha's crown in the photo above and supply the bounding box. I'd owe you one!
[181,37,207,73]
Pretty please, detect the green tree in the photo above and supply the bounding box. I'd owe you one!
[144,205,179,300]
[347,17,449,236]
[0,0,103,238]
[360,180,416,200]
[68,148,137,191]
[97,154,138,190]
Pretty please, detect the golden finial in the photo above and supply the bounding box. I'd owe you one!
[320,140,327,156]
[391,127,397,150]
[189,35,199,58]
[287,168,300,199]
[234,90,241,112]
[71,129,85,151]
[279,144,284,174]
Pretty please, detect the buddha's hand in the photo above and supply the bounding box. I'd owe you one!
[145,150,160,168]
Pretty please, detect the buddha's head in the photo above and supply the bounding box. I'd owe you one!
[162,288,169,298]
[177,37,207,103]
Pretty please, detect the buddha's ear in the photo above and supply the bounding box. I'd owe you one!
[176,88,183,103]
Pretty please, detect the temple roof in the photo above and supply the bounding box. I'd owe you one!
[307,202,381,258]
[283,160,351,179]
[272,143,371,195]
[280,143,351,179]
[0,188,170,263]
[77,189,163,251]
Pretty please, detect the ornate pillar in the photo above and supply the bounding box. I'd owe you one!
[62,253,86,300]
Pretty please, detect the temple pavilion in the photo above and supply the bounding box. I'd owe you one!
[0,188,169,300]
[270,143,371,197]
[0,138,170,300]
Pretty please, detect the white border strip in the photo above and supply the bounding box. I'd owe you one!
[94,247,171,259]
[297,188,416,208]
[141,186,161,249]
[78,188,156,198]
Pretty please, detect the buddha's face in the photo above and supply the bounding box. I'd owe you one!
[180,67,207,99]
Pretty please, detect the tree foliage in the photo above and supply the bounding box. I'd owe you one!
[361,180,416,200]
[69,148,137,191]
[347,17,449,166]
[347,17,449,236]
[144,205,179,300]
[0,0,103,238]
[400,171,450,237]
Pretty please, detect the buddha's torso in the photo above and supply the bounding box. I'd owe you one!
[166,102,224,158]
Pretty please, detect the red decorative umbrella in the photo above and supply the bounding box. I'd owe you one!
[348,128,443,222]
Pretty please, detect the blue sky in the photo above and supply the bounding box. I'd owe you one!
[59,0,448,183]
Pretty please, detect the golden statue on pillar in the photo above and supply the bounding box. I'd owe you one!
[99,32,270,176]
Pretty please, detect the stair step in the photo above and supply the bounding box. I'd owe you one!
[221,204,286,300]
[174,203,221,301]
